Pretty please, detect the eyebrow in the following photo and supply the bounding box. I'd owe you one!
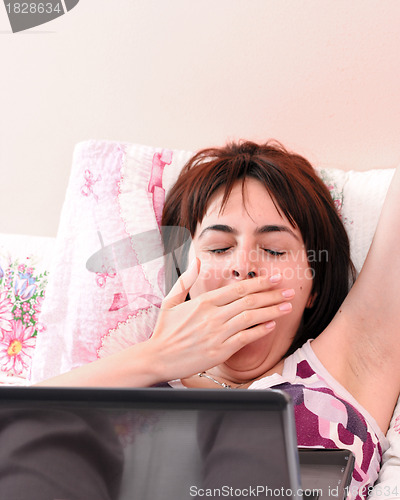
[198,224,299,240]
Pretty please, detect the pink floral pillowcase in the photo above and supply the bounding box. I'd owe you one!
[30,141,193,383]
[0,233,55,384]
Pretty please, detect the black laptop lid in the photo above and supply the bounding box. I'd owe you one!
[0,386,302,500]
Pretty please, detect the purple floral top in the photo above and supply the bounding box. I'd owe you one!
[249,340,389,500]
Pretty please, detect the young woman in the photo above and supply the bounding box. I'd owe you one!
[40,141,400,497]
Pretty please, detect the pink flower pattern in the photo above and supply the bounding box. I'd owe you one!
[318,169,353,227]
[95,268,116,288]
[0,291,13,336]
[33,295,45,313]
[81,169,102,202]
[0,257,48,380]
[394,415,400,435]
[0,320,36,376]
[148,150,173,228]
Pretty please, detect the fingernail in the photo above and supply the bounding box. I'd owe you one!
[279,302,292,311]
[282,289,295,298]
[265,320,276,329]
[269,273,282,283]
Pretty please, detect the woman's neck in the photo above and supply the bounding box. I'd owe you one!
[180,359,285,389]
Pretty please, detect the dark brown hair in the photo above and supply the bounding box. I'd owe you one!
[161,140,355,354]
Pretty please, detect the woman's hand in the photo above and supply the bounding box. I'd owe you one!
[147,258,294,382]
[36,259,293,388]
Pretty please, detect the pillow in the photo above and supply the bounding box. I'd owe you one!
[0,233,55,384]
[317,167,394,274]
[30,141,192,382]
[368,395,400,499]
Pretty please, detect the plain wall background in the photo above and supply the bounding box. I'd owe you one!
[1,0,400,237]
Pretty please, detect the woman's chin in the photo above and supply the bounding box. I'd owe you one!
[224,335,273,374]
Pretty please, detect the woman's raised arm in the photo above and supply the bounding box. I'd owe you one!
[314,165,400,431]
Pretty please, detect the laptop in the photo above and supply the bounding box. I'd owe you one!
[0,386,354,500]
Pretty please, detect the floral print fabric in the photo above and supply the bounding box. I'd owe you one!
[0,234,53,382]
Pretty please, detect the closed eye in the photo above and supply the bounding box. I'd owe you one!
[209,248,285,256]
[263,249,286,256]
[209,248,232,254]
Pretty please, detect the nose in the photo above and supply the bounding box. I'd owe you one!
[232,270,257,279]
[230,247,259,280]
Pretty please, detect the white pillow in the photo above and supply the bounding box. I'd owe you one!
[317,167,394,273]
[368,395,400,499]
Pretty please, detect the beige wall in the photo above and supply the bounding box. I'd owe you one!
[1,0,400,237]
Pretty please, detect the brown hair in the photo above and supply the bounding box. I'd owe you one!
[161,140,355,354]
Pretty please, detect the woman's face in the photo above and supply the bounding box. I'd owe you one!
[188,177,314,380]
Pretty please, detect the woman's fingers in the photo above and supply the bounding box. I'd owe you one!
[162,258,200,309]
[220,287,295,322]
[222,321,279,354]
[208,274,283,307]
[224,299,293,336]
